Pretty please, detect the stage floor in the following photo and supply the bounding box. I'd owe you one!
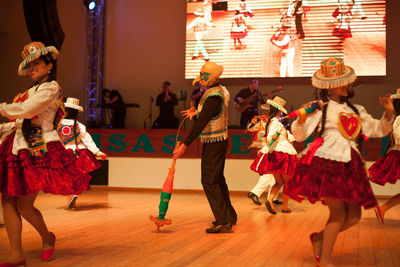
[1,188,399,266]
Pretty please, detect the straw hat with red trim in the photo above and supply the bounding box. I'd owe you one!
[18,41,58,76]
[312,57,356,89]
[266,96,287,114]
[64,98,83,112]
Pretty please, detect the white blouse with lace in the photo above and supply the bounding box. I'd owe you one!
[389,115,400,151]
[0,81,62,155]
[61,119,100,154]
[259,117,297,155]
[291,99,393,162]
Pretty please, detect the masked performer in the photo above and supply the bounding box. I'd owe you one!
[173,61,237,233]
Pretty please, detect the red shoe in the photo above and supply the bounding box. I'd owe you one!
[374,206,384,224]
[67,195,78,209]
[0,259,26,267]
[41,232,56,261]
[309,233,321,262]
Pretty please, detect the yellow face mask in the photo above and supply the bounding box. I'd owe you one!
[193,61,223,87]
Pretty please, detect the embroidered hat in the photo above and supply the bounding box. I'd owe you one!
[192,61,224,87]
[312,57,356,89]
[390,88,400,99]
[267,96,287,114]
[64,98,83,112]
[18,41,58,76]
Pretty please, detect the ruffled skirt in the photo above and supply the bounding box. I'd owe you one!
[250,151,298,176]
[0,132,92,196]
[369,150,400,185]
[284,149,377,209]
[67,148,101,174]
[332,28,352,39]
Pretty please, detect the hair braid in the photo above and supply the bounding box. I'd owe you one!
[264,106,279,137]
[317,89,329,137]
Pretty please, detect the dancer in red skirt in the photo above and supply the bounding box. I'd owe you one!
[250,96,298,214]
[59,98,107,209]
[231,9,248,50]
[285,58,394,266]
[369,88,400,224]
[0,42,92,267]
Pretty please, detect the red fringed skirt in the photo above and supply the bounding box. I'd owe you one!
[231,30,248,40]
[67,148,101,174]
[0,132,92,196]
[332,28,352,39]
[284,149,377,209]
[369,150,400,185]
[251,151,298,176]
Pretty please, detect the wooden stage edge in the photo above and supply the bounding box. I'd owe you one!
[90,185,393,199]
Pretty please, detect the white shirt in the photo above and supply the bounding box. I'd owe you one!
[259,117,297,155]
[390,115,400,151]
[0,81,62,155]
[61,119,100,154]
[291,99,393,162]
[0,122,16,144]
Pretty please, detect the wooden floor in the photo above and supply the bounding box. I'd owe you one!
[1,188,400,267]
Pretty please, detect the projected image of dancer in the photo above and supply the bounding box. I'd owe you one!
[203,0,212,23]
[351,0,367,20]
[270,23,296,77]
[294,0,305,39]
[239,0,254,24]
[187,8,215,61]
[302,0,310,20]
[231,9,248,50]
[332,0,353,46]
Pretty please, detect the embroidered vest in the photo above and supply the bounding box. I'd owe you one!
[197,85,229,143]
[58,123,81,147]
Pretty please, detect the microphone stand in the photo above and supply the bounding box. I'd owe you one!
[144,96,154,129]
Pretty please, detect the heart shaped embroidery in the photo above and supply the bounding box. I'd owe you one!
[338,112,362,141]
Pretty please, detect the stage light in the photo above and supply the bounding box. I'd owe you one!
[83,0,96,10]
[88,1,96,10]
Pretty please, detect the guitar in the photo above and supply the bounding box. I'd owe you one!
[235,86,284,113]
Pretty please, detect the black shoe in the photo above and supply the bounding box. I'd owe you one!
[248,192,262,206]
[206,223,232,233]
[282,209,292,213]
[273,199,283,205]
[265,201,277,215]
[212,218,237,226]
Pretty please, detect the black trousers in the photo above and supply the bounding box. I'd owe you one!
[201,139,237,225]
[111,109,126,129]
[295,14,305,39]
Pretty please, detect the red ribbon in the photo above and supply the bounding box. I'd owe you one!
[302,137,324,165]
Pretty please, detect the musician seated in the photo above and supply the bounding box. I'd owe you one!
[234,79,261,129]
[102,89,127,129]
[152,81,179,129]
